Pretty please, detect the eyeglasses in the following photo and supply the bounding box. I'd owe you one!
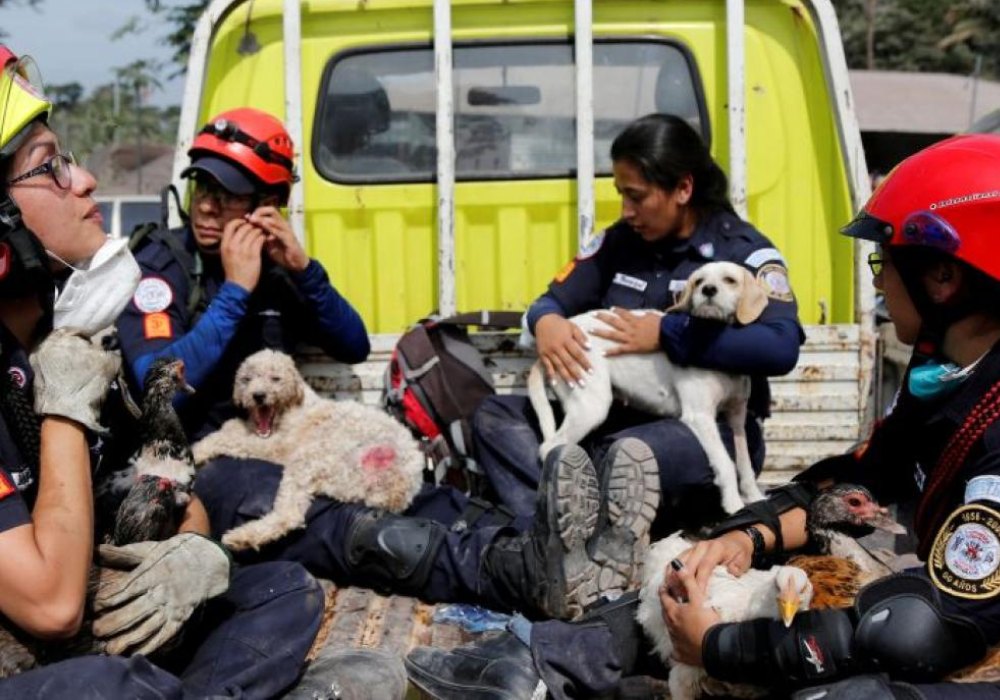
[6,151,75,190]
[191,178,254,211]
[867,251,884,277]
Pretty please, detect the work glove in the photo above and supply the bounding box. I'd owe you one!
[91,533,231,657]
[29,328,120,433]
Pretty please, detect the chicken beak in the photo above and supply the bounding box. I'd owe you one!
[777,579,801,627]
[867,505,907,535]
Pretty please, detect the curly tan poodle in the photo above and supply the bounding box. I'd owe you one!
[193,349,425,551]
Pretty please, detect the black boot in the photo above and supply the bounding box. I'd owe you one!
[287,647,408,700]
[405,631,540,700]
[482,438,660,620]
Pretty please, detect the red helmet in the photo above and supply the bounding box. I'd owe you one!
[842,134,1000,283]
[187,107,297,190]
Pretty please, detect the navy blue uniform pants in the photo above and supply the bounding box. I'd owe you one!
[472,394,764,535]
[194,458,531,609]
[0,560,323,699]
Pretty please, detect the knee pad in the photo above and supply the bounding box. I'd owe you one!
[854,574,987,682]
[345,511,446,593]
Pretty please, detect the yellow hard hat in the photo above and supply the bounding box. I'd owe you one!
[1,46,51,158]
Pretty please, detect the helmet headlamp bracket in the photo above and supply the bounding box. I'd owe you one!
[199,119,295,173]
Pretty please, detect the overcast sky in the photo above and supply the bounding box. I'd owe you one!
[1,0,184,107]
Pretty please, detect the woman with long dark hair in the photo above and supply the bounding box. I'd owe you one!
[473,112,803,537]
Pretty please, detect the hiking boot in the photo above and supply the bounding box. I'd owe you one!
[481,443,601,619]
[589,437,661,591]
[405,632,542,700]
[285,647,407,700]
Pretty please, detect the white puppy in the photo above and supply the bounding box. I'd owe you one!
[527,261,768,514]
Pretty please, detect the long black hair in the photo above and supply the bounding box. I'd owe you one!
[610,113,735,217]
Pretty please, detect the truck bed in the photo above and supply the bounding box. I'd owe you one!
[299,323,872,485]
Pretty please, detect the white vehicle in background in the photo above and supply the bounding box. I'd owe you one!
[95,195,162,239]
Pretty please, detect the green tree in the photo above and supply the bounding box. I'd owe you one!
[144,0,210,74]
[835,0,999,78]
[940,0,1000,77]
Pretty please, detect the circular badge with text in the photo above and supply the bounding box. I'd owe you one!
[930,504,1000,599]
[132,277,174,313]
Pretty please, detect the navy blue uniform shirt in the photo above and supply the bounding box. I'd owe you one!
[0,324,38,534]
[116,226,371,440]
[814,339,1000,645]
[525,211,804,417]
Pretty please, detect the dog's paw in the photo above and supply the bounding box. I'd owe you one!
[721,493,746,515]
[222,525,267,551]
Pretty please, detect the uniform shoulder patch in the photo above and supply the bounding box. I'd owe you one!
[756,262,795,302]
[553,260,576,284]
[0,471,14,501]
[966,476,1000,507]
[133,277,174,313]
[929,504,1000,599]
[577,230,605,260]
[143,312,173,340]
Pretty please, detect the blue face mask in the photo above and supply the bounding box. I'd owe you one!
[908,360,975,401]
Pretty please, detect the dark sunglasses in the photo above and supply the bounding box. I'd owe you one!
[7,151,76,190]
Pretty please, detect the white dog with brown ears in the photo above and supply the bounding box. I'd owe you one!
[528,260,769,514]
[192,349,425,551]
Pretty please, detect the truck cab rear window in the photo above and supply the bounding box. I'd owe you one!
[313,40,706,183]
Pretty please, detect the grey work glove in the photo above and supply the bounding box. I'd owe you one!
[29,328,120,433]
[92,533,231,656]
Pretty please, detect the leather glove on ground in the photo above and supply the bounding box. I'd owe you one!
[29,328,121,433]
[92,533,231,656]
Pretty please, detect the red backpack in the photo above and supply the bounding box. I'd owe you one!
[383,311,522,493]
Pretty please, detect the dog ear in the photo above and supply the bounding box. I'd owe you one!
[736,268,769,325]
[667,276,696,314]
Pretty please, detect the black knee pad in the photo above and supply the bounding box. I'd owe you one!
[344,511,446,593]
[854,574,987,682]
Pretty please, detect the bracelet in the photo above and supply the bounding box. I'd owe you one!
[742,526,767,568]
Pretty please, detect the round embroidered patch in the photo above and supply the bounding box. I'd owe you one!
[133,277,174,313]
[6,367,26,389]
[577,231,605,259]
[929,504,1000,599]
[756,262,794,302]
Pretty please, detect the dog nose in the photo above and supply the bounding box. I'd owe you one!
[702,284,717,298]
[252,392,267,404]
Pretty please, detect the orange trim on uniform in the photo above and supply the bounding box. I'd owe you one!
[554,260,576,284]
[0,472,15,500]
[143,312,173,340]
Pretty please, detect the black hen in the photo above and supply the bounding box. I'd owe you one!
[111,357,196,545]
[113,476,182,547]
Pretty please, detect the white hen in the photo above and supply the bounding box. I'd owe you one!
[637,531,812,700]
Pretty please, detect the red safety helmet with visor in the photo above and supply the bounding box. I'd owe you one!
[842,134,1000,284]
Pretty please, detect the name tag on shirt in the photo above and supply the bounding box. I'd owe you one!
[668,279,688,293]
[613,273,647,292]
